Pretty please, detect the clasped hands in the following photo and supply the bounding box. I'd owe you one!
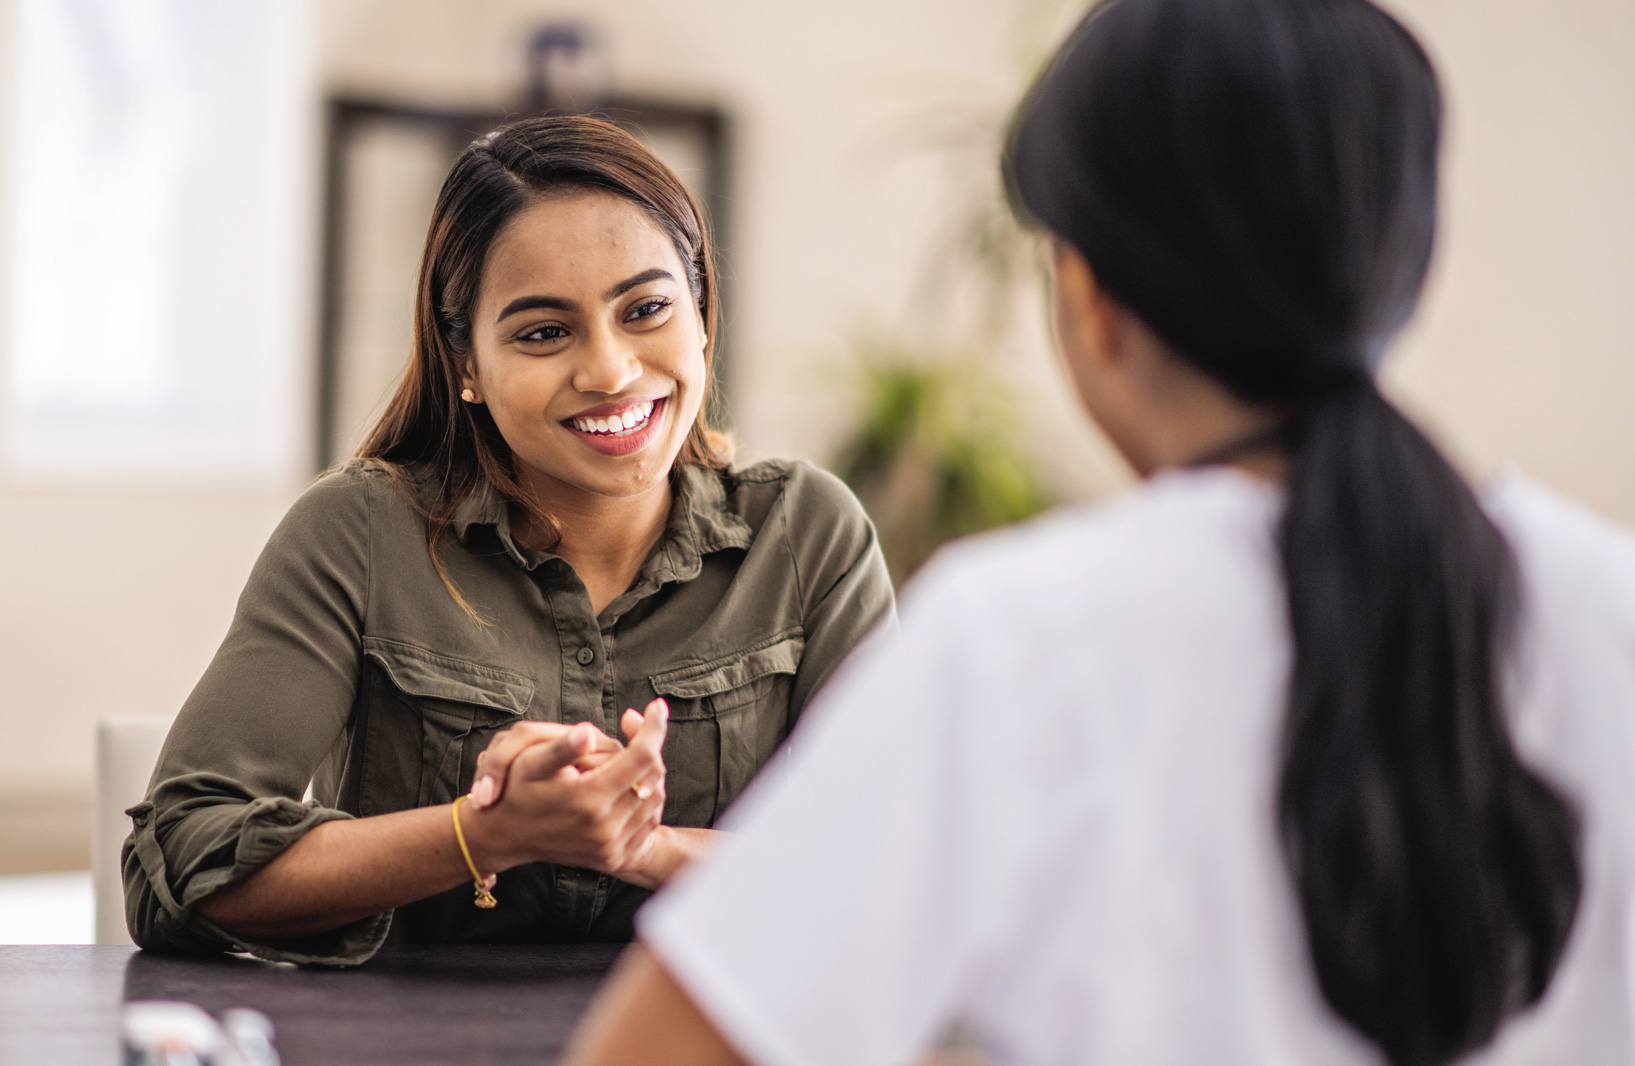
[458,699,674,890]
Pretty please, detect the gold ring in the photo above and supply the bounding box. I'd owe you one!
[631,782,653,800]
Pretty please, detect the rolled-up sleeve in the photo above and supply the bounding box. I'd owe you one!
[122,466,389,965]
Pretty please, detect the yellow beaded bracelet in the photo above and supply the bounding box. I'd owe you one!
[451,794,498,909]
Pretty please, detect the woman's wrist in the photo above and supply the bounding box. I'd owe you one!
[614,825,679,891]
[456,798,523,875]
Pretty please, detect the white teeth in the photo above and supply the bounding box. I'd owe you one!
[570,400,658,435]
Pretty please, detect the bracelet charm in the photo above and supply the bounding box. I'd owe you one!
[451,794,498,909]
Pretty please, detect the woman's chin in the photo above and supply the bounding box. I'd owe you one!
[521,453,676,503]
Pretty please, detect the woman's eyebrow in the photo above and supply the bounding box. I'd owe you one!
[494,269,676,325]
[496,294,577,323]
[604,267,674,301]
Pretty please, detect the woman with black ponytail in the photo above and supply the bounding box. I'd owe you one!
[566,2,1635,1064]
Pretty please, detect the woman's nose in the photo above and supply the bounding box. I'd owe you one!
[571,332,643,395]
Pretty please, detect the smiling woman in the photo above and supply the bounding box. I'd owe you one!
[462,194,704,537]
[121,117,895,964]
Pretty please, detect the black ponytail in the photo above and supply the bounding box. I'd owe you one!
[1281,385,1579,1065]
[1005,1,1581,1063]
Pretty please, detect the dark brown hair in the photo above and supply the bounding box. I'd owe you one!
[358,115,730,617]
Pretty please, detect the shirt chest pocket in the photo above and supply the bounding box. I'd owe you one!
[649,629,805,827]
[359,637,535,813]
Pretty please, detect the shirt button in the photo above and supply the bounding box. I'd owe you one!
[576,646,595,665]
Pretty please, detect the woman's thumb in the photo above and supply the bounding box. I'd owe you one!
[514,723,595,781]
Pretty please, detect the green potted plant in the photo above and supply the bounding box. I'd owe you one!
[833,341,1053,584]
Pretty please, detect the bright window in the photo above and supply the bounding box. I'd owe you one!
[3,0,314,485]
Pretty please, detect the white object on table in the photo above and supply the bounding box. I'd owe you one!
[123,1000,281,1066]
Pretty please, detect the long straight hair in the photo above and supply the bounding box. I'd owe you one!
[358,116,731,616]
[1005,1,1580,1063]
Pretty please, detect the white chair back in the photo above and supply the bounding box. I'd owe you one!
[94,717,171,945]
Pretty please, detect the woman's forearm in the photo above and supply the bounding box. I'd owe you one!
[197,801,505,940]
[202,815,720,940]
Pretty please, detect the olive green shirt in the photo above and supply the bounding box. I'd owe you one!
[123,458,894,966]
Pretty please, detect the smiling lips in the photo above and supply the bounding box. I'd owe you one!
[568,399,657,436]
[562,397,666,457]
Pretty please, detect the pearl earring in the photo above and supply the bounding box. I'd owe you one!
[460,388,476,403]
[701,333,709,348]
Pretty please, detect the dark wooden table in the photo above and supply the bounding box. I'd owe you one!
[0,943,623,1065]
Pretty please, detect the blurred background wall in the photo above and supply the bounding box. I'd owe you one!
[0,0,1629,874]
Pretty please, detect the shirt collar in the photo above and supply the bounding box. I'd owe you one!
[450,463,755,582]
[450,475,510,544]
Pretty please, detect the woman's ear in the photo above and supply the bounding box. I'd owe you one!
[1049,237,1155,473]
[459,359,481,404]
[1050,239,1123,375]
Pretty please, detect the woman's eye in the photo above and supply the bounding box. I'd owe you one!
[627,298,671,322]
[518,324,568,343]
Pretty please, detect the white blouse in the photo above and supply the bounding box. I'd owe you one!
[641,467,1635,1066]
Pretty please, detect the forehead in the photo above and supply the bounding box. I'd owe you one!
[479,189,685,303]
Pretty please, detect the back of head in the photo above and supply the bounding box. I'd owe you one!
[1007,2,1581,1063]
